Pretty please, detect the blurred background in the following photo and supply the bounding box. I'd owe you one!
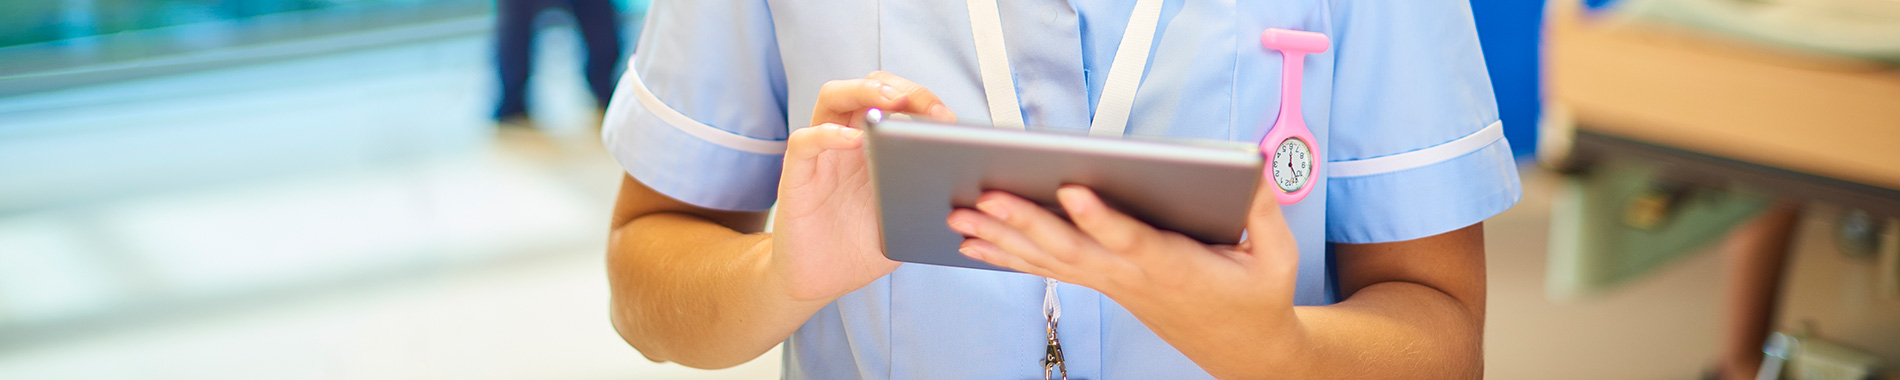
[0,0,1895,379]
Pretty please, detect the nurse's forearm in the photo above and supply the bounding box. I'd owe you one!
[1148,225,1486,379]
[1282,282,1483,379]
[606,214,826,369]
[1138,281,1481,380]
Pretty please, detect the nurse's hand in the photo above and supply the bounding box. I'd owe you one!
[946,183,1301,347]
[771,71,955,302]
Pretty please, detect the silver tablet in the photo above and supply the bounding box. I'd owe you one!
[863,110,1264,272]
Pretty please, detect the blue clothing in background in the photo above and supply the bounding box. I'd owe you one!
[493,0,623,119]
[603,0,1521,378]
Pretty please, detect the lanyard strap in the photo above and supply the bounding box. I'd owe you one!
[1085,0,1164,137]
[965,0,1027,130]
[965,0,1164,135]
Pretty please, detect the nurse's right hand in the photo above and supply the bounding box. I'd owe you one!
[771,71,955,302]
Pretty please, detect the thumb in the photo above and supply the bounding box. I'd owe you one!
[781,123,864,189]
[1243,182,1297,263]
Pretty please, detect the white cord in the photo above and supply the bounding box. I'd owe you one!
[1043,277,1062,323]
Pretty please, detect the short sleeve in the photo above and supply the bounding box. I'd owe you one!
[1323,0,1522,244]
[601,0,790,211]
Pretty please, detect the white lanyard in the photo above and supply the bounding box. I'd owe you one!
[964,0,1165,373]
[966,0,1165,136]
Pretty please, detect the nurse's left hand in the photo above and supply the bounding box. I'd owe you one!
[947,183,1302,346]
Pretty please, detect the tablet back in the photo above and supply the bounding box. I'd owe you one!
[865,113,1263,272]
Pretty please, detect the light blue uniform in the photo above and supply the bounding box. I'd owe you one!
[603,0,1521,378]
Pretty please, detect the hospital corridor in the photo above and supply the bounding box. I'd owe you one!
[1,0,1897,379]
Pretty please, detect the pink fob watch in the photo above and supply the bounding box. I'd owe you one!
[1259,28,1328,205]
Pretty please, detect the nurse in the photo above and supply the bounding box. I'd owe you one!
[602,0,1520,378]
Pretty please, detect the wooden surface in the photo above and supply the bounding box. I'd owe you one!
[1547,0,1900,191]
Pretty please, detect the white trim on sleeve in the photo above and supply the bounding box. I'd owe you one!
[1328,120,1505,178]
[627,70,789,155]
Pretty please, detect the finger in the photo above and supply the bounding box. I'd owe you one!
[780,123,863,189]
[866,71,955,122]
[811,78,910,126]
[785,123,865,163]
[1056,185,1168,260]
[946,208,1077,276]
[973,191,1097,266]
[959,239,1056,277]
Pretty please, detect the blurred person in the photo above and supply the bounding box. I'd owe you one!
[1717,202,1802,380]
[602,0,1519,378]
[491,0,621,129]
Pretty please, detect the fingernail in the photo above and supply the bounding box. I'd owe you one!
[959,246,983,260]
[975,200,1008,220]
[839,127,863,140]
[949,218,974,234]
[927,104,951,120]
[880,85,902,101]
[1056,187,1088,214]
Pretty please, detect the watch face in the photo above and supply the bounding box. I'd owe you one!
[1271,137,1312,193]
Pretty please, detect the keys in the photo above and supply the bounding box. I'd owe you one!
[1043,316,1067,380]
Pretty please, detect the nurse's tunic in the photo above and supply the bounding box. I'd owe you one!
[602,0,1521,378]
